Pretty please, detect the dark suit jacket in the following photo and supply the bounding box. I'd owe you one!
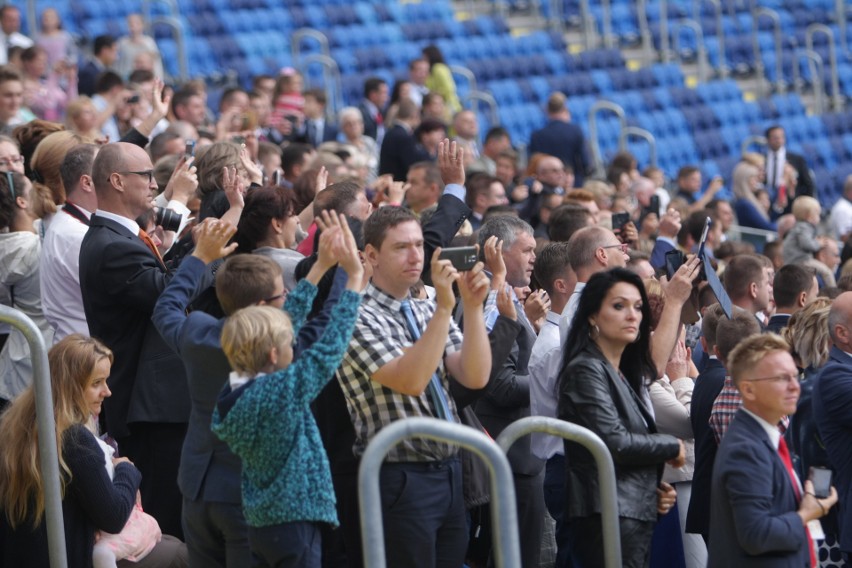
[77,58,104,97]
[296,118,339,148]
[766,314,792,335]
[813,345,852,552]
[378,123,427,182]
[709,409,810,567]
[650,238,676,270]
[766,150,815,214]
[686,357,726,537]
[357,100,381,140]
[558,343,680,522]
[79,215,205,438]
[528,119,590,186]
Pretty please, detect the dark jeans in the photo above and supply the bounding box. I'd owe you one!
[544,454,572,568]
[514,469,546,568]
[569,514,655,568]
[379,458,467,568]
[249,521,321,568]
[182,496,250,568]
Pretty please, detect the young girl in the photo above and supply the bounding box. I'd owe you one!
[212,211,363,567]
[270,68,305,137]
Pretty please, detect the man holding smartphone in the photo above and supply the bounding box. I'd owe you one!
[709,334,837,567]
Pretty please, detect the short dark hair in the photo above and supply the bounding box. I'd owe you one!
[534,242,572,296]
[716,308,762,363]
[414,118,446,141]
[235,186,295,253]
[149,131,182,164]
[94,71,123,94]
[170,88,201,115]
[93,35,116,56]
[676,165,700,181]
[765,124,784,139]
[0,65,21,86]
[685,209,719,243]
[363,205,418,250]
[363,77,386,99]
[483,126,509,145]
[313,180,362,216]
[220,87,248,110]
[723,254,766,301]
[215,254,282,316]
[464,172,498,209]
[281,143,313,175]
[59,144,98,197]
[304,88,327,106]
[547,203,592,243]
[773,264,815,308]
[127,69,154,85]
[408,161,443,190]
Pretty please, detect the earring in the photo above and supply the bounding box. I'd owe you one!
[589,323,600,340]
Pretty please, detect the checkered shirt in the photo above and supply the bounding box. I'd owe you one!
[709,375,789,445]
[336,282,464,462]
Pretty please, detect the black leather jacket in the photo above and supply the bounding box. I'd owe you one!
[558,344,680,522]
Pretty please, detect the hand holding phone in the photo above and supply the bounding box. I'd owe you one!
[439,246,478,271]
[612,212,630,233]
[809,467,832,499]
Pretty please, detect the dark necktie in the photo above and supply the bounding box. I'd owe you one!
[399,299,454,421]
[307,120,318,147]
[138,228,165,268]
[778,437,816,567]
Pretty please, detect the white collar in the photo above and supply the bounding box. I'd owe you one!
[228,371,266,389]
[742,407,781,449]
[94,209,140,236]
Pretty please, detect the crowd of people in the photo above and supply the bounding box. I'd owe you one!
[2,4,852,567]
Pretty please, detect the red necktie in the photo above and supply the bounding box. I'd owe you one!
[138,229,165,268]
[778,437,816,567]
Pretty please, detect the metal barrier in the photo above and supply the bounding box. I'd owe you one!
[141,0,188,81]
[672,19,709,83]
[496,417,621,568]
[464,90,501,126]
[693,0,728,78]
[793,49,827,115]
[0,306,65,568]
[358,418,521,568]
[588,100,627,174]
[838,0,850,58]
[450,65,478,95]
[579,0,597,50]
[752,7,785,96]
[297,54,344,119]
[291,28,330,62]
[621,126,658,168]
[806,24,844,112]
[636,0,656,65]
[740,134,767,155]
[660,0,671,62]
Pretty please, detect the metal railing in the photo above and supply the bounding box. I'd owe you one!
[297,54,344,120]
[672,19,709,83]
[496,417,621,568]
[0,306,65,568]
[693,0,728,78]
[806,24,844,113]
[637,0,656,65]
[752,7,785,96]
[740,134,767,155]
[588,100,627,174]
[660,0,672,62]
[142,0,188,81]
[358,418,521,568]
[579,0,597,50]
[464,90,501,126]
[291,28,330,62]
[621,126,658,168]
[793,49,827,115]
[450,65,478,95]
[838,0,850,58]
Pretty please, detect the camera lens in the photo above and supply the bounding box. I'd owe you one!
[155,207,183,233]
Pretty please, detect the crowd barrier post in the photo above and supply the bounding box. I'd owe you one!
[806,24,843,113]
[752,7,784,96]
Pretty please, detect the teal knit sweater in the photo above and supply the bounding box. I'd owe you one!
[211,279,362,527]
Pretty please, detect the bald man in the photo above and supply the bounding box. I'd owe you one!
[814,292,852,557]
[79,142,204,538]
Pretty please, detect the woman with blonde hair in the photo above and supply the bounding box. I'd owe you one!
[65,96,101,140]
[30,130,94,208]
[732,159,776,231]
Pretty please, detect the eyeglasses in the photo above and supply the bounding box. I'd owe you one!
[0,155,24,168]
[117,170,155,183]
[743,373,800,385]
[602,243,630,253]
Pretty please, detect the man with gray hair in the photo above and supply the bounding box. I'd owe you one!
[814,292,852,557]
[476,215,547,568]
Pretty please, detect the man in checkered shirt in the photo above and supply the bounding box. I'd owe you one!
[336,201,492,567]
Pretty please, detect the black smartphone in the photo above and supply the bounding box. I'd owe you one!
[184,139,196,158]
[272,170,282,186]
[612,212,630,232]
[665,249,685,280]
[648,195,660,216]
[126,94,140,104]
[809,466,832,499]
[439,246,478,271]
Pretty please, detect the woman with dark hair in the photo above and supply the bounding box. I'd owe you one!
[558,268,685,568]
[236,186,304,291]
[413,117,447,160]
[421,45,461,114]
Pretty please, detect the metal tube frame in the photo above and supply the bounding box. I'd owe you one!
[693,0,728,78]
[660,0,670,63]
[636,0,655,65]
[588,100,627,175]
[793,49,827,115]
[752,8,784,96]
[740,134,767,156]
[838,0,850,58]
[358,418,521,568]
[0,306,65,568]
[672,19,709,84]
[147,17,189,81]
[620,126,658,168]
[449,65,478,95]
[548,0,564,34]
[601,0,614,49]
[579,0,596,50]
[464,90,501,127]
[297,54,344,120]
[291,28,330,63]
[806,24,844,112]
[496,417,622,568]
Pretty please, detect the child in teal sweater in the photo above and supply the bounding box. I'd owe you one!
[211,213,363,567]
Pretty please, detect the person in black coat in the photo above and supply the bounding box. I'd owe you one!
[764,125,816,215]
[528,92,590,187]
[379,99,429,182]
[558,268,685,568]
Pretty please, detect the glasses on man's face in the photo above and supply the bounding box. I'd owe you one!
[117,170,155,184]
[0,155,23,168]
[744,373,800,385]
[602,243,630,253]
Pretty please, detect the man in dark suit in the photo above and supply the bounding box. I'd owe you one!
[709,333,836,567]
[814,291,852,558]
[78,35,117,97]
[79,142,199,537]
[528,92,589,187]
[765,125,816,215]
[767,264,818,334]
[379,98,427,181]
[297,88,338,148]
[357,76,388,142]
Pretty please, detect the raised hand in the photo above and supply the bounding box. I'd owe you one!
[191,218,238,264]
[496,284,517,320]
[484,236,506,291]
[239,145,263,186]
[430,247,461,312]
[438,138,465,186]
[662,255,700,305]
[314,210,344,272]
[164,156,198,204]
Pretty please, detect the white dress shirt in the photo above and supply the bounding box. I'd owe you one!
[559,281,585,346]
[529,311,563,460]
